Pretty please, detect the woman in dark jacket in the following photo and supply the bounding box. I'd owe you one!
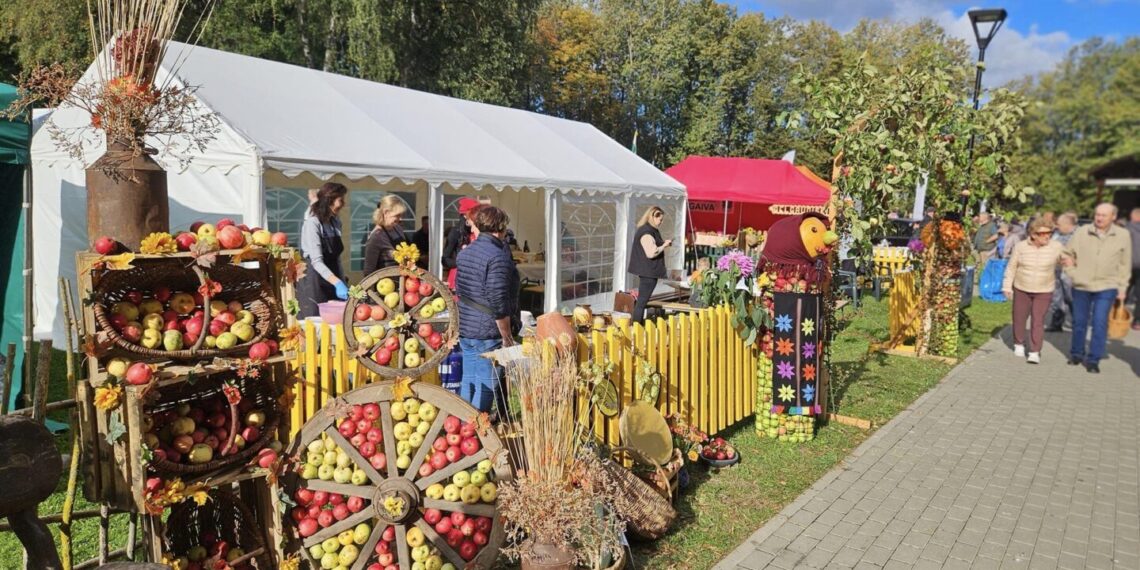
[628,205,672,323]
[442,197,481,290]
[455,206,520,413]
[363,195,408,274]
[297,183,349,318]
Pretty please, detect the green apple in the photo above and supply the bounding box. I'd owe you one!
[307,452,324,466]
[350,468,368,485]
[406,414,421,429]
[309,545,326,559]
[480,482,498,502]
[111,301,140,321]
[396,441,413,456]
[338,529,355,546]
[337,544,359,566]
[469,470,487,486]
[336,450,352,468]
[308,439,325,454]
[408,432,424,448]
[403,399,421,416]
[425,556,443,570]
[236,309,255,324]
[188,443,213,464]
[460,484,480,504]
[142,313,164,331]
[324,438,338,453]
[403,337,420,353]
[404,352,422,368]
[300,464,319,479]
[368,325,384,339]
[419,306,435,319]
[215,332,238,349]
[354,331,374,349]
[171,417,196,436]
[323,450,339,465]
[333,466,353,483]
[390,402,407,421]
[106,357,131,378]
[442,484,461,502]
[318,464,335,480]
[396,454,411,470]
[139,299,163,315]
[412,545,430,562]
[141,328,162,349]
[230,321,255,342]
[353,523,371,545]
[452,471,470,487]
[476,459,493,474]
[320,552,337,570]
[431,297,446,312]
[204,335,217,348]
[187,546,207,561]
[425,483,445,499]
[442,563,457,570]
[383,291,400,309]
[163,329,184,351]
[393,422,412,441]
[416,421,431,436]
[376,278,396,295]
[418,403,438,422]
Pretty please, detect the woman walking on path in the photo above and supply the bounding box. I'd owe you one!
[1003,218,1066,364]
[628,205,672,323]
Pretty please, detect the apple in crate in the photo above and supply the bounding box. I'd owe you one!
[93,236,118,255]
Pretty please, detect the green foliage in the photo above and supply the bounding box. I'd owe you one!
[1006,37,1140,213]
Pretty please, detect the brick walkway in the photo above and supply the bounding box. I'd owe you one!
[716,327,1140,570]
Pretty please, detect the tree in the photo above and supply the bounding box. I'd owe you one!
[1007,38,1140,213]
[0,0,89,82]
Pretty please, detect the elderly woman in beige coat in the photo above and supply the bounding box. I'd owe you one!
[1003,218,1066,363]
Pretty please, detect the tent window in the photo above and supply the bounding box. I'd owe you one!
[266,187,311,248]
[560,201,615,302]
[349,191,416,272]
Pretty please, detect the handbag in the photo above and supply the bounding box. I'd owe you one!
[1108,300,1132,340]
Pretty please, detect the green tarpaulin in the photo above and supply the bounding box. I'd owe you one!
[0,82,31,409]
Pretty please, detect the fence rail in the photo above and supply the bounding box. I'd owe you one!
[287,305,757,441]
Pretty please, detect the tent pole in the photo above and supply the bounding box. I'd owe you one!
[21,157,33,407]
[543,189,560,313]
[722,200,728,235]
[427,183,444,279]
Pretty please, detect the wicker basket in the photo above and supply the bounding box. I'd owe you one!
[634,448,683,500]
[164,488,272,568]
[146,371,279,476]
[91,259,283,361]
[603,446,677,540]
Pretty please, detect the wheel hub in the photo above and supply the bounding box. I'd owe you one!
[372,477,421,525]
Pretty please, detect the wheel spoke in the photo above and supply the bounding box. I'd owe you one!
[405,412,447,479]
[415,450,488,490]
[302,509,374,548]
[394,523,411,569]
[366,289,385,306]
[421,498,496,518]
[351,318,392,328]
[303,480,373,499]
[324,427,385,485]
[414,518,466,567]
[350,523,385,570]
[380,399,399,479]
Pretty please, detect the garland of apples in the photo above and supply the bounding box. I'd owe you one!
[282,382,513,570]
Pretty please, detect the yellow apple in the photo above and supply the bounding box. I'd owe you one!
[376,278,396,295]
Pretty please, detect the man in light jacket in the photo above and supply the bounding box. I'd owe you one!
[1128,207,1140,330]
[1063,203,1133,373]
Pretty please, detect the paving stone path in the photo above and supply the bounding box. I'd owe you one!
[716,327,1140,569]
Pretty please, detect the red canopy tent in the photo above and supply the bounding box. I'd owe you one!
[666,156,832,235]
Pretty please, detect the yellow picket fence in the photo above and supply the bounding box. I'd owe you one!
[285,305,757,442]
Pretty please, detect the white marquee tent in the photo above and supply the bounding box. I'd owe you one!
[31,42,686,345]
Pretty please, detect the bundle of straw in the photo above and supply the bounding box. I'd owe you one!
[503,342,586,484]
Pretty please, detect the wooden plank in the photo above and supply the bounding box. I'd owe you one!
[303,480,373,498]
[122,386,146,512]
[413,519,465,568]
[414,451,486,490]
[695,310,706,434]
[394,523,411,570]
[335,324,349,397]
[420,499,497,518]
[644,319,656,408]
[668,315,679,418]
[319,322,332,410]
[302,508,374,548]
[678,314,690,426]
[304,322,318,425]
[605,326,620,448]
[405,412,447,480]
[323,426,385,486]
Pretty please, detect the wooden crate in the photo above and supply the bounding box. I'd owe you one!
[76,248,297,380]
[76,360,291,512]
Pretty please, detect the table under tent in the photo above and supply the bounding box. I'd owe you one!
[30,42,687,346]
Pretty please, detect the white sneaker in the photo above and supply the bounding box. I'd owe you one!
[1013,344,1025,357]
[1027,352,1040,364]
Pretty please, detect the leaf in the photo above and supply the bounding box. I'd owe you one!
[391,376,415,402]
[229,243,259,265]
[190,240,218,268]
[106,410,127,445]
[102,253,136,271]
[284,256,307,284]
[348,285,367,301]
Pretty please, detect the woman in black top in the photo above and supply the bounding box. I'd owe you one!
[628,205,672,323]
[363,195,408,274]
[297,183,349,318]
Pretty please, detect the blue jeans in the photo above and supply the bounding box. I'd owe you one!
[459,338,503,413]
[1070,288,1116,364]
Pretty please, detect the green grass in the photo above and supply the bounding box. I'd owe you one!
[0,298,1012,569]
[629,297,1011,569]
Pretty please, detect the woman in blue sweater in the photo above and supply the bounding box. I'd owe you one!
[455,206,520,413]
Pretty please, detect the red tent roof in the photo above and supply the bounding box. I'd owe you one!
[666,156,831,206]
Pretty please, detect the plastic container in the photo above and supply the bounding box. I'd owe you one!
[317,300,346,324]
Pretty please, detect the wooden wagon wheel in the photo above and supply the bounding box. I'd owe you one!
[284,383,513,570]
[342,267,459,378]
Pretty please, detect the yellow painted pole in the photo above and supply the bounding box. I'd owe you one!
[335,325,349,397]
[607,326,621,447]
[304,321,318,424]
[290,331,304,440]
[667,315,678,417]
[715,306,725,433]
[319,322,332,410]
[590,328,605,440]
[679,313,691,426]
[644,319,656,405]
[697,309,708,434]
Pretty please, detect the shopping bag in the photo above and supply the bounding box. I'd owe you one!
[1108,301,1133,340]
[978,258,1008,302]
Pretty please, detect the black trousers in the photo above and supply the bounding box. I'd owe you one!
[632,276,657,323]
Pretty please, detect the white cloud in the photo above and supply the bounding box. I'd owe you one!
[754,0,1074,86]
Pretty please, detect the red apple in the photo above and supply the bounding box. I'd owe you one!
[418,462,435,477]
[312,491,329,507]
[445,446,462,464]
[270,232,288,246]
[446,433,462,447]
[359,441,377,458]
[306,504,322,520]
[125,362,153,385]
[110,313,128,331]
[257,449,277,468]
[366,427,383,444]
[190,429,207,444]
[332,504,350,521]
[369,453,387,471]
[472,530,489,546]
[354,304,372,322]
[428,332,443,349]
[216,218,236,230]
[430,451,449,470]
[460,422,476,439]
[433,437,449,452]
[474,516,492,534]
[164,319,183,332]
[449,512,467,526]
[290,506,307,523]
[349,404,365,422]
[350,433,366,449]
[209,319,228,336]
[328,493,344,506]
[382,526,396,542]
[434,518,453,535]
[355,418,372,434]
[423,508,442,525]
[347,496,365,513]
[338,419,357,438]
[363,403,381,421]
[418,282,433,297]
[446,529,464,548]
[297,518,318,538]
[94,236,117,255]
[383,336,400,351]
[375,348,392,365]
[153,287,173,303]
[241,426,260,443]
[405,277,420,291]
[189,221,205,233]
[418,323,434,338]
[460,519,476,537]
[126,291,143,305]
[215,311,236,326]
[317,510,334,528]
[459,540,478,560]
[403,291,421,307]
[443,416,461,434]
[173,435,194,454]
[248,341,271,361]
[175,232,198,251]
[294,488,314,506]
[184,315,205,337]
[369,305,386,321]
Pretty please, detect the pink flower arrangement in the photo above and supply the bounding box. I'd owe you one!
[716,250,756,277]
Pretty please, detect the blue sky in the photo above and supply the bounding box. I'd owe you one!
[727,0,1140,85]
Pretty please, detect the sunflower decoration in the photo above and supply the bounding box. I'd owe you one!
[393,242,421,269]
[94,383,123,410]
[139,232,178,254]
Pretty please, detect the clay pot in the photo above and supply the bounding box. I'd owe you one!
[86,140,169,250]
[536,311,577,351]
[521,542,575,570]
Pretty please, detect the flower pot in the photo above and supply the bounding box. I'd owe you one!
[521,542,575,570]
[85,141,168,250]
[536,311,577,351]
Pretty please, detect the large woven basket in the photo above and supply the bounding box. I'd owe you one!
[91,259,282,361]
[145,371,279,476]
[164,488,272,568]
[603,446,677,540]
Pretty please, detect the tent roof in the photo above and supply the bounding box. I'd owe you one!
[163,43,684,197]
[666,156,830,206]
[0,82,31,165]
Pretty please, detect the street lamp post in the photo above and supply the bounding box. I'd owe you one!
[961,8,1007,214]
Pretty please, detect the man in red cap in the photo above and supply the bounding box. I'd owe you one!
[443,197,483,290]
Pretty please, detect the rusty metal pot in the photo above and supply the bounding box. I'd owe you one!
[85,140,168,250]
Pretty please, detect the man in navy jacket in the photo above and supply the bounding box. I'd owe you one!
[455,206,520,413]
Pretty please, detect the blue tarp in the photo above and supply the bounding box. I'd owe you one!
[978,259,1008,302]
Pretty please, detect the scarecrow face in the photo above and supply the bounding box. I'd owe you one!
[799,217,838,259]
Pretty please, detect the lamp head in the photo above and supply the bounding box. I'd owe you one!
[968,8,1008,50]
